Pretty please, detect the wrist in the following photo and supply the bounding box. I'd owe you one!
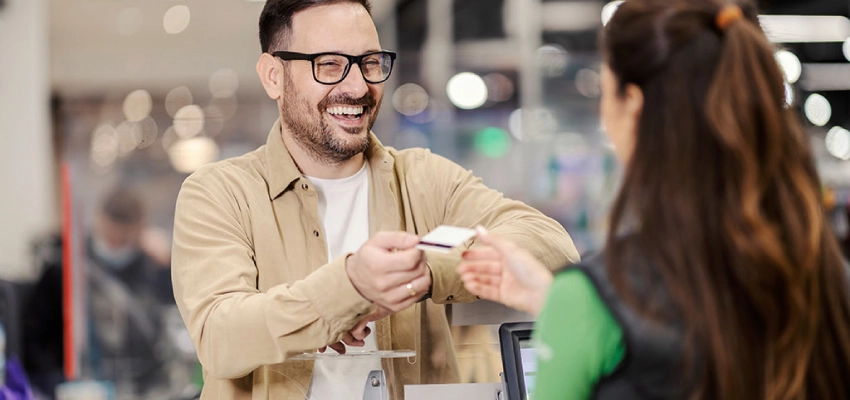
[417,260,433,302]
[345,253,370,302]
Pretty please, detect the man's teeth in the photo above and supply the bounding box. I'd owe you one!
[327,106,364,116]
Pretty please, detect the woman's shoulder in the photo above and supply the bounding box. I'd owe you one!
[554,251,611,293]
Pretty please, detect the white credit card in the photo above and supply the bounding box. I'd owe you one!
[416,225,477,253]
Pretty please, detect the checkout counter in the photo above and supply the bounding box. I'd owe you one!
[362,300,535,400]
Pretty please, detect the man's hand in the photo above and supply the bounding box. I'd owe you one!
[346,232,431,312]
[349,306,391,340]
[318,329,364,354]
[319,307,392,354]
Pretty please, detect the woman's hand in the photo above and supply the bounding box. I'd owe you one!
[458,227,554,316]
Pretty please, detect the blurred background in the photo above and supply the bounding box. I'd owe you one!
[1,0,850,399]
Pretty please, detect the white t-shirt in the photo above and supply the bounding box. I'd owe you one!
[306,163,381,400]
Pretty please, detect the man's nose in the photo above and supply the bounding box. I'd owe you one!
[335,63,370,98]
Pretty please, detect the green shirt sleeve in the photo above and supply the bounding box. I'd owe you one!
[531,269,625,400]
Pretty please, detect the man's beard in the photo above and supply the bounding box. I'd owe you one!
[280,69,380,165]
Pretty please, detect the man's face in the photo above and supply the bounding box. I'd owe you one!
[91,213,142,269]
[95,213,141,251]
[278,3,384,164]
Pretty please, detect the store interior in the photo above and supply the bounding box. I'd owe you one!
[1,0,850,398]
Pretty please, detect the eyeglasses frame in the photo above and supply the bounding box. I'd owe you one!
[271,50,397,85]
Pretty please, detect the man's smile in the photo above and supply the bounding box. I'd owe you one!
[326,105,367,128]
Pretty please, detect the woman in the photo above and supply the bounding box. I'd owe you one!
[458,0,850,398]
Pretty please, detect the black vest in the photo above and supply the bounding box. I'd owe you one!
[568,253,694,399]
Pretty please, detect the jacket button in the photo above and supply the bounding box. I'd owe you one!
[313,230,320,237]
[446,295,454,301]
[301,183,309,190]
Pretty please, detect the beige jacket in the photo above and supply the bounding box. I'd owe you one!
[171,120,580,399]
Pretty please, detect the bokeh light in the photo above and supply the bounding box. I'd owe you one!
[137,116,159,149]
[508,108,557,141]
[392,83,430,116]
[209,68,240,98]
[482,73,514,102]
[447,72,488,110]
[91,124,118,167]
[843,37,850,62]
[536,44,569,78]
[174,105,205,138]
[575,68,601,98]
[163,5,191,35]
[166,86,194,117]
[168,137,220,173]
[804,93,831,126]
[122,89,153,122]
[162,126,178,152]
[203,96,237,138]
[207,96,238,121]
[116,121,143,155]
[774,50,801,84]
[203,107,225,137]
[825,126,850,160]
[406,102,438,124]
[474,127,511,158]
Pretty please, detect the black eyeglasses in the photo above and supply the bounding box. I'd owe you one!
[271,50,397,85]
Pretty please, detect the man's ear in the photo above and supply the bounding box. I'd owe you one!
[257,53,283,100]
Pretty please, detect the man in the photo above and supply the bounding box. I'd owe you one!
[171,0,580,399]
[84,188,174,395]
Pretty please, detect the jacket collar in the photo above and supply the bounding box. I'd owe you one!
[264,119,394,200]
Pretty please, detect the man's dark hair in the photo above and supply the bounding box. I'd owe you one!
[100,188,145,224]
[259,0,372,53]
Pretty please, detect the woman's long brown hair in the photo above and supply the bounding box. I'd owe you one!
[602,0,850,398]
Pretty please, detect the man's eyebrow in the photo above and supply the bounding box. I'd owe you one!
[320,49,384,54]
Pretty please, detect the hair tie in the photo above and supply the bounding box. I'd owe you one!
[716,5,744,31]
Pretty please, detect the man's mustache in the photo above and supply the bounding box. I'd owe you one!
[319,94,377,109]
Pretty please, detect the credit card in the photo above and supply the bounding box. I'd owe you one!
[416,225,477,253]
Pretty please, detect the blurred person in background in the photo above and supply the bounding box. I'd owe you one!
[84,187,173,397]
[458,0,850,399]
[170,0,578,399]
[87,187,172,302]
[23,187,174,399]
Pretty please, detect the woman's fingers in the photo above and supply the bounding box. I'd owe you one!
[462,246,501,261]
[461,279,501,301]
[458,259,502,275]
[472,226,518,255]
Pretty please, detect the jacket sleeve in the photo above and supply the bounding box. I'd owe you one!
[410,151,581,304]
[171,168,375,379]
